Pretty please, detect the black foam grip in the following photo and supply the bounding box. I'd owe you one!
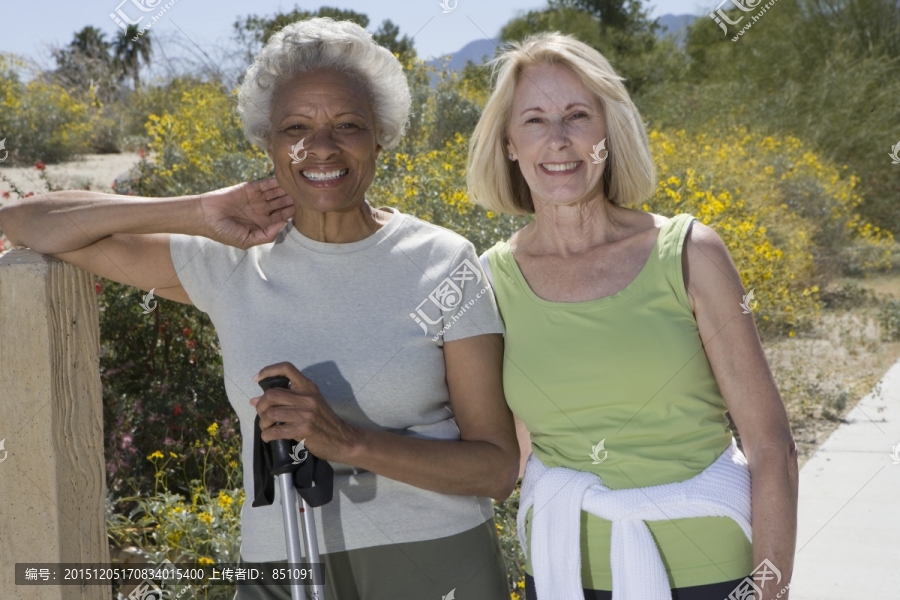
[251,375,334,509]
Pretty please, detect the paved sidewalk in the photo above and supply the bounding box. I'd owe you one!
[789,360,900,599]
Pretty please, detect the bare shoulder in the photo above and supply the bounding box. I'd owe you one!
[681,220,743,312]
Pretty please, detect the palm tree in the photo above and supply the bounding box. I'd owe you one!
[113,25,152,92]
[72,26,111,61]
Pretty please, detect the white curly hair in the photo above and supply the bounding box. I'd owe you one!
[237,17,411,151]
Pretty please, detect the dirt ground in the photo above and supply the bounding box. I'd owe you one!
[0,152,142,199]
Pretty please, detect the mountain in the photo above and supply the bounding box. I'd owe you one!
[422,15,699,81]
[426,38,497,71]
[655,13,698,46]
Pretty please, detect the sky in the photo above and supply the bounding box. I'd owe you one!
[0,0,717,72]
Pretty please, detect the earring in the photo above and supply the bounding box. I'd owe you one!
[508,154,514,160]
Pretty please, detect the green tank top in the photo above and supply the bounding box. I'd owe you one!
[485,213,754,590]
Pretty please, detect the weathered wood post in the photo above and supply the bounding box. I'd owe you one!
[0,249,109,599]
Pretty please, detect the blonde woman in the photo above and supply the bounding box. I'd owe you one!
[468,33,798,600]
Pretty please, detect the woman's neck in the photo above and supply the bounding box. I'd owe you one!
[517,196,628,257]
[292,202,391,243]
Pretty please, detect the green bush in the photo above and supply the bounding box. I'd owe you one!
[879,299,900,341]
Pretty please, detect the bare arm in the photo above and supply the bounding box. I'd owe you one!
[683,222,798,599]
[515,415,532,478]
[252,334,521,501]
[0,190,203,255]
[0,180,292,303]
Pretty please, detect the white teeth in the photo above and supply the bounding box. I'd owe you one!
[542,162,579,172]
[302,169,348,180]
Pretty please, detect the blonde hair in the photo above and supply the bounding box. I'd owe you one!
[467,32,655,215]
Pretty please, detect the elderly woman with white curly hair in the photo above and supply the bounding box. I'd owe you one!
[0,17,519,600]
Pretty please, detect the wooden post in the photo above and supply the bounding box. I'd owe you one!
[0,249,109,599]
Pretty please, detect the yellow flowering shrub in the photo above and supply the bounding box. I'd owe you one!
[0,53,93,163]
[107,422,243,599]
[644,128,892,334]
[372,131,529,252]
[142,82,269,196]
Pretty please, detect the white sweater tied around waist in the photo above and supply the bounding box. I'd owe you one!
[517,438,752,600]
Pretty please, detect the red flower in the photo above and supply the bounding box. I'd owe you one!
[174,404,182,417]
[24,192,34,197]
[34,161,46,171]
[186,340,196,349]
[1,191,9,199]
[183,327,192,337]
[95,282,102,294]
[139,148,145,159]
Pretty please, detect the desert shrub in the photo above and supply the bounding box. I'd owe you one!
[880,300,900,341]
[819,283,880,310]
[645,128,893,335]
[0,54,94,163]
[107,421,242,600]
[371,131,529,254]
[98,280,234,497]
[141,82,270,196]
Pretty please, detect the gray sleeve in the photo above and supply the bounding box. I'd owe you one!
[169,233,247,314]
[438,242,505,343]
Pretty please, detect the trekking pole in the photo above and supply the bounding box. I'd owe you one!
[258,376,326,600]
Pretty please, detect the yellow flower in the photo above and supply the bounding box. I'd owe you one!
[229,460,238,468]
[218,491,234,509]
[198,557,215,566]
[198,512,213,523]
[169,452,178,458]
[147,450,164,461]
[207,422,219,436]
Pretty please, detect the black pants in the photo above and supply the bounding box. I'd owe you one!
[525,573,749,600]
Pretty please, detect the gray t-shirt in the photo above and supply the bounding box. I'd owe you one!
[169,207,504,561]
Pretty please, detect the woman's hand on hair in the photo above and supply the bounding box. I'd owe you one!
[250,361,361,462]
[198,178,294,249]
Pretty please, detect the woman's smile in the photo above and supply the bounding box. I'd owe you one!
[540,160,583,174]
[299,166,351,187]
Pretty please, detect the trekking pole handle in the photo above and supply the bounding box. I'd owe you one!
[258,376,296,472]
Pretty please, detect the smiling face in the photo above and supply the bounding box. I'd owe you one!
[266,69,381,215]
[506,63,607,210]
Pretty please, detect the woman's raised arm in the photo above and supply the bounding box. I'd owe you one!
[0,179,293,302]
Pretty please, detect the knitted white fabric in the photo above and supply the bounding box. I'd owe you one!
[517,438,752,600]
